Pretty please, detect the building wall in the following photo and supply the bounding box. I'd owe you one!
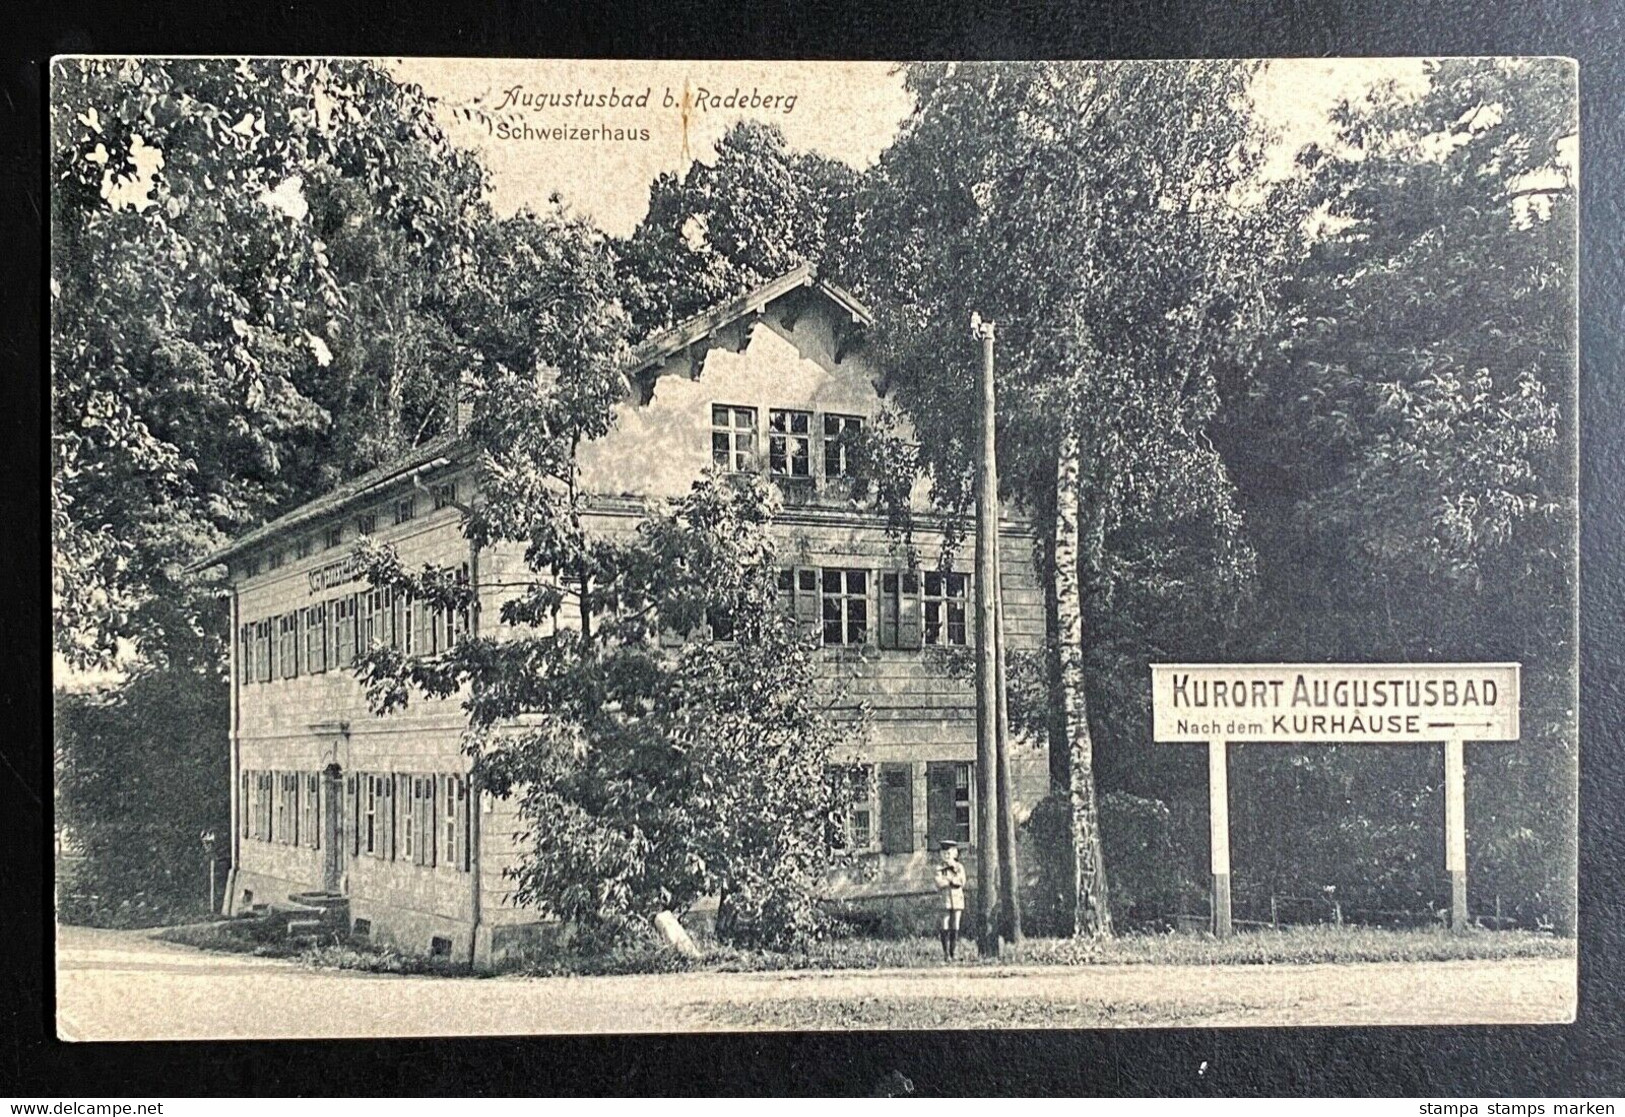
[225,284,1050,961]
[229,482,487,960]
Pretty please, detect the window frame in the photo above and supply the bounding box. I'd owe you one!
[278,613,300,679]
[710,404,758,472]
[442,775,458,870]
[393,496,416,525]
[820,568,871,646]
[952,761,973,845]
[823,413,864,479]
[302,772,321,850]
[768,408,813,479]
[323,525,344,551]
[303,602,328,673]
[835,763,876,851]
[923,570,970,647]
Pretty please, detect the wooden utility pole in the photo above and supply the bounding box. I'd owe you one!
[972,312,1001,957]
[983,319,1022,949]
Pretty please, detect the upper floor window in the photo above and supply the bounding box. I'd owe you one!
[268,550,284,571]
[394,497,416,525]
[821,568,869,646]
[296,537,313,560]
[323,525,344,551]
[823,414,863,479]
[768,409,812,479]
[356,512,377,536]
[923,571,969,646]
[431,482,457,510]
[711,405,757,472]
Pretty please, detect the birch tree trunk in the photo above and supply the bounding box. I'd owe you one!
[1055,429,1112,938]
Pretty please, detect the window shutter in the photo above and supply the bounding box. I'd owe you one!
[793,567,820,642]
[421,777,433,867]
[384,775,396,861]
[878,573,900,649]
[426,776,437,867]
[899,572,924,650]
[257,622,272,683]
[346,774,360,856]
[926,763,957,848]
[240,772,250,837]
[413,597,431,655]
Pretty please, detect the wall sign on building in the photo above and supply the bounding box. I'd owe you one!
[308,553,368,595]
[1150,662,1521,937]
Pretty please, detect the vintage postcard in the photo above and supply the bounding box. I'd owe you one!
[51,56,1578,1039]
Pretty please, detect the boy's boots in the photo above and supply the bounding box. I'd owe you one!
[939,929,951,960]
[947,928,958,960]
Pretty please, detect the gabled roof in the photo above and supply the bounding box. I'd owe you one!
[624,262,873,378]
[190,265,874,575]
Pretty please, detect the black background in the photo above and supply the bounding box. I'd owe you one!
[5,0,1623,1097]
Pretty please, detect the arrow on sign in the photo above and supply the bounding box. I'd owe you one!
[1426,721,1496,730]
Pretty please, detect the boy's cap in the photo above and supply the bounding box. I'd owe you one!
[938,839,959,850]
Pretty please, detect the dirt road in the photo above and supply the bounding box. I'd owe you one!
[55,925,1576,1040]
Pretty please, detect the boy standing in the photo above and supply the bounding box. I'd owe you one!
[934,839,967,960]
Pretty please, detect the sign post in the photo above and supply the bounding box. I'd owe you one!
[1444,736,1467,929]
[1151,663,1519,935]
[1208,738,1231,937]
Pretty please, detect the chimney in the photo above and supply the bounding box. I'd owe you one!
[449,376,475,435]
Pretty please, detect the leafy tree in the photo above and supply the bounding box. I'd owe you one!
[615,119,862,336]
[858,61,1304,935]
[51,58,487,669]
[358,451,853,946]
[55,667,229,926]
[1221,57,1577,930]
[51,58,488,922]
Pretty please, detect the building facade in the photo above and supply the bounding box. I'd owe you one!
[202,266,1049,965]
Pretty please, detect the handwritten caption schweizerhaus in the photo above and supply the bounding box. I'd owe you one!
[483,85,800,143]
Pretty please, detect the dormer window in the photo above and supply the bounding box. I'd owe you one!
[768,409,812,479]
[711,405,757,472]
[824,414,864,479]
[324,526,344,550]
[356,512,377,536]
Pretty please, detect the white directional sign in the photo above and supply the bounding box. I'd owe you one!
[1151,662,1519,744]
[1149,662,1521,936]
